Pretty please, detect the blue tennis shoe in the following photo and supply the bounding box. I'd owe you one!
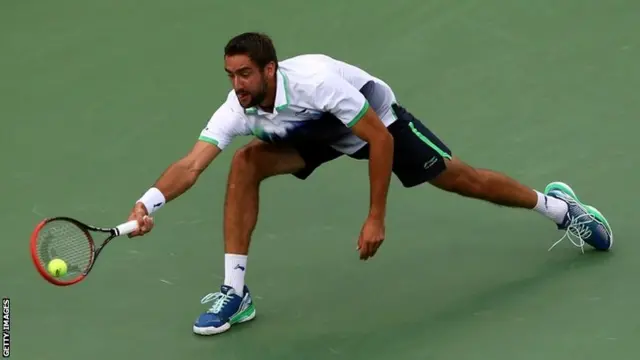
[193,285,256,335]
[545,181,613,252]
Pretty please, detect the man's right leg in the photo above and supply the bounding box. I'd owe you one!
[223,140,307,256]
[193,139,343,336]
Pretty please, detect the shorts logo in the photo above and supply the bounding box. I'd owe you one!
[423,157,438,170]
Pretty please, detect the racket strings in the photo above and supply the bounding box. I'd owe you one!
[36,220,93,279]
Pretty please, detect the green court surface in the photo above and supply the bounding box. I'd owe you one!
[1,0,639,359]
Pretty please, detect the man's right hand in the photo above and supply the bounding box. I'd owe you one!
[127,202,155,238]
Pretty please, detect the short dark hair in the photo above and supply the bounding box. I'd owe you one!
[224,32,278,69]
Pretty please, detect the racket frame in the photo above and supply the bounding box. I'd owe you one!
[30,216,137,286]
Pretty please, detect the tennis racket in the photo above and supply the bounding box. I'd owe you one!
[30,217,139,286]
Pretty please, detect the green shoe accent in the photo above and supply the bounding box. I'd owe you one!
[544,181,613,244]
[230,303,256,325]
[544,181,579,201]
[585,205,613,241]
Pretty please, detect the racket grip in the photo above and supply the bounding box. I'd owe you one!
[115,220,140,236]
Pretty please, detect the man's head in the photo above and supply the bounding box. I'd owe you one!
[224,32,278,109]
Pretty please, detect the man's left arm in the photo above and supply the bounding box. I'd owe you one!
[313,75,394,226]
[350,107,394,220]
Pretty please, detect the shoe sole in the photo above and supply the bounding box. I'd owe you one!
[544,181,613,249]
[193,304,256,336]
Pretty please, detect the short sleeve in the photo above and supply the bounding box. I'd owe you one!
[312,74,370,128]
[199,94,251,150]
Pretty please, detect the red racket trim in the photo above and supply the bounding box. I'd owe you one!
[29,218,95,287]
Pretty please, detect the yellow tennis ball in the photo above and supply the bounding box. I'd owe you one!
[47,258,67,278]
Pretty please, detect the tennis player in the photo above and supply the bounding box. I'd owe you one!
[126,32,613,336]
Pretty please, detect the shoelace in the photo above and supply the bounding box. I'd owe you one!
[548,211,596,253]
[200,292,233,314]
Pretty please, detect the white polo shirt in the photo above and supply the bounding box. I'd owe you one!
[199,54,398,154]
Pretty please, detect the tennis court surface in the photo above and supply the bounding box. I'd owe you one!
[1,0,638,359]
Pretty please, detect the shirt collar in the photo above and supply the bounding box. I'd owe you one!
[244,69,290,117]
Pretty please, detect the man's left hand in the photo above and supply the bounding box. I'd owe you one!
[357,216,386,260]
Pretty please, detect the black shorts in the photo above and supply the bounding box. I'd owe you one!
[292,103,452,188]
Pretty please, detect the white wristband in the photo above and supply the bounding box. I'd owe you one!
[137,187,166,214]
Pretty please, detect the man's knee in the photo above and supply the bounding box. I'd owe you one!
[229,140,306,182]
[230,142,270,182]
[429,157,487,196]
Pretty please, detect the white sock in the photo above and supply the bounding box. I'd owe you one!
[223,253,247,296]
[533,190,568,224]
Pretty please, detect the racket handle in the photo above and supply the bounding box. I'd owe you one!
[115,220,140,236]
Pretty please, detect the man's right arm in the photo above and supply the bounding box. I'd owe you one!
[128,96,250,235]
[149,140,221,207]
[126,141,220,237]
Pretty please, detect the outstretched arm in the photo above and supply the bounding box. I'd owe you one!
[127,93,250,236]
[139,140,222,212]
[349,106,394,221]
[312,75,394,260]
[127,140,221,237]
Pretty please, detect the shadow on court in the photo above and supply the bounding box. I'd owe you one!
[250,249,615,359]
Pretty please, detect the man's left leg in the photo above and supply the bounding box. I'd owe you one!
[429,156,560,219]
[429,157,612,250]
[385,104,613,251]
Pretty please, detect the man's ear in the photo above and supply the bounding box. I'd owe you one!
[264,61,276,78]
